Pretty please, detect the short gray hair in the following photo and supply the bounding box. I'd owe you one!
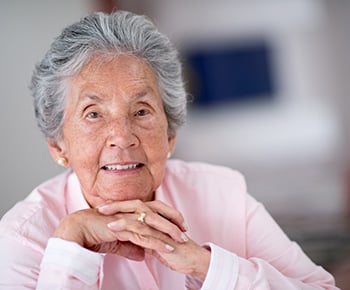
[30,10,187,142]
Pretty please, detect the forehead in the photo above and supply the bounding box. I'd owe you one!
[71,53,159,89]
[64,54,165,114]
[84,53,149,71]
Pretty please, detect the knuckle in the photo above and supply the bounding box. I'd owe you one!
[114,232,128,242]
[145,211,156,222]
[134,220,145,231]
[151,200,162,207]
[174,211,184,222]
[134,199,144,208]
[118,218,127,228]
[133,233,148,244]
[147,200,162,210]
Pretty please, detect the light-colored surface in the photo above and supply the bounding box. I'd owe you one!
[0,161,337,289]
[0,1,91,217]
[0,0,348,220]
[175,103,344,216]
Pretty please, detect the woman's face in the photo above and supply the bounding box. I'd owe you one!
[49,54,176,207]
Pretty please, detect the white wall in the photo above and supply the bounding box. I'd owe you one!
[0,1,91,217]
[1,0,348,218]
[119,0,346,216]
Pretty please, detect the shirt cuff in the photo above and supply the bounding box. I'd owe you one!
[40,237,104,286]
[186,243,239,290]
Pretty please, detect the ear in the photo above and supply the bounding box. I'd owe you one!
[47,138,69,166]
[168,134,177,156]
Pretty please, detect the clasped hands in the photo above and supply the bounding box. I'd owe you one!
[53,199,210,280]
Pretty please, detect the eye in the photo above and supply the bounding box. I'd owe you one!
[135,109,150,117]
[86,111,100,119]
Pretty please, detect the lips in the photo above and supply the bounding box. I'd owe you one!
[102,163,143,171]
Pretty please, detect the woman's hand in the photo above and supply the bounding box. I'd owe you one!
[53,199,188,261]
[98,200,211,281]
[150,237,211,281]
[53,208,146,260]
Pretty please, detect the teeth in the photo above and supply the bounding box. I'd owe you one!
[104,164,139,170]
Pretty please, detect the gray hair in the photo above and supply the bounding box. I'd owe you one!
[30,10,187,142]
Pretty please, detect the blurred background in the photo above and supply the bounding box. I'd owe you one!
[1,0,349,288]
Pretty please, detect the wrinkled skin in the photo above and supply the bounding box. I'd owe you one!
[49,54,210,281]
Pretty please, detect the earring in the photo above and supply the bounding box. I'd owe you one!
[56,157,68,167]
[167,152,171,159]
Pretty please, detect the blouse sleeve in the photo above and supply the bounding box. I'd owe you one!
[193,195,339,290]
[0,236,104,290]
[37,238,104,290]
[0,237,42,289]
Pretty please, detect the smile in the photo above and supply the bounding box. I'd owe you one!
[102,163,143,171]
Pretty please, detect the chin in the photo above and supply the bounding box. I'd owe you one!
[100,188,154,202]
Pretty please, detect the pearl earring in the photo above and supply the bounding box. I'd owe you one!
[57,157,68,167]
[167,152,171,159]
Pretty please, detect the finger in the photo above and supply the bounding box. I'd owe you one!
[98,200,188,243]
[96,199,147,215]
[146,200,188,232]
[139,211,189,243]
[112,229,176,253]
[98,241,145,261]
[97,200,188,232]
[107,213,188,244]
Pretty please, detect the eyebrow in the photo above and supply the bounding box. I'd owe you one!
[132,89,149,100]
[83,94,103,102]
[80,86,156,103]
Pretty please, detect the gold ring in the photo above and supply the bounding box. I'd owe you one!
[137,212,146,223]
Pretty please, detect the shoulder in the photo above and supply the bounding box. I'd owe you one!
[0,170,72,253]
[165,159,246,189]
[162,159,247,201]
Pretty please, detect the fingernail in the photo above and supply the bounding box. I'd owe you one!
[96,204,109,212]
[165,244,175,252]
[181,233,189,242]
[182,222,189,231]
[107,220,123,230]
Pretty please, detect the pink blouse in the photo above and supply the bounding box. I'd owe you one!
[0,159,338,289]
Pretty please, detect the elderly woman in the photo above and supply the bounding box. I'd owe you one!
[0,11,338,290]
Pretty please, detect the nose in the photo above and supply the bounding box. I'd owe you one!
[106,118,139,149]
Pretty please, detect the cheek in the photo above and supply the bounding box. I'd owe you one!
[69,145,96,174]
[144,125,170,152]
[64,129,103,168]
[145,137,171,172]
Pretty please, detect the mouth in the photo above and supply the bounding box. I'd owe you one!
[101,163,144,171]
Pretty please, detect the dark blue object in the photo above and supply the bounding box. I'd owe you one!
[186,41,275,106]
